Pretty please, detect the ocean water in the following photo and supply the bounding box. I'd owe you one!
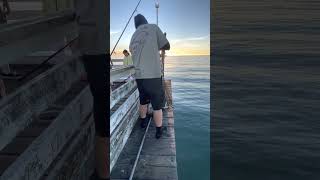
[213,0,320,179]
[164,56,210,180]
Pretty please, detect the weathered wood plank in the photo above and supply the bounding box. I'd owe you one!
[42,0,73,13]
[110,100,139,171]
[141,138,176,156]
[150,117,174,127]
[41,115,95,180]
[110,80,136,110]
[110,88,139,134]
[133,165,178,180]
[110,117,146,179]
[133,80,178,180]
[111,163,134,179]
[138,155,177,168]
[164,80,173,108]
[0,57,84,152]
[0,23,77,65]
[111,78,177,180]
[0,10,74,48]
[0,17,76,66]
[145,126,175,139]
[0,82,92,180]
[110,66,134,83]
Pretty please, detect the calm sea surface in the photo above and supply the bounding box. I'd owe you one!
[213,0,320,179]
[165,56,210,180]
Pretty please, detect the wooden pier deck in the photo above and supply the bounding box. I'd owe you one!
[111,79,178,180]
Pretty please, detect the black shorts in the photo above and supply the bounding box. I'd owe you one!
[136,78,165,110]
[82,54,109,137]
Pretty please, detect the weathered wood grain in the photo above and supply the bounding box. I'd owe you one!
[0,81,92,180]
[0,10,74,48]
[0,15,77,66]
[145,126,175,139]
[110,99,139,171]
[41,115,95,180]
[138,155,177,167]
[164,79,173,108]
[110,66,135,83]
[0,57,84,152]
[134,79,178,180]
[110,80,136,110]
[111,79,178,180]
[110,88,139,134]
[133,165,178,180]
[110,117,145,179]
[141,138,176,156]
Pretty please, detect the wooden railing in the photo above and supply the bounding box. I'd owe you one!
[110,65,135,83]
[0,10,75,66]
[110,65,139,170]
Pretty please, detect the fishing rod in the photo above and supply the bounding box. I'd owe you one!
[110,0,143,66]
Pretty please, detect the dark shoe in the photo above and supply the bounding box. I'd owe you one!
[140,116,149,128]
[155,127,163,139]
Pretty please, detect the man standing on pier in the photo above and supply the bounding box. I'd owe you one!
[129,14,170,139]
[74,0,109,180]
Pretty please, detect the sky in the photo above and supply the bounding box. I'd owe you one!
[110,0,210,58]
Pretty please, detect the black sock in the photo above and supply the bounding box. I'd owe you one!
[155,126,163,139]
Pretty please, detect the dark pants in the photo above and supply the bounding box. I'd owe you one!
[82,54,109,137]
[136,78,165,111]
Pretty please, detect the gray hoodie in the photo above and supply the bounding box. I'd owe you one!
[74,0,109,55]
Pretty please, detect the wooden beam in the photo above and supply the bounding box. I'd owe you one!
[110,66,134,83]
[0,15,76,66]
[110,80,136,110]
[41,115,95,180]
[0,57,84,152]
[110,88,139,134]
[133,80,178,180]
[0,82,92,180]
[110,100,139,170]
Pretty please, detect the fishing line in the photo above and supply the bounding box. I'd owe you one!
[129,114,152,180]
[110,0,143,65]
[18,36,79,81]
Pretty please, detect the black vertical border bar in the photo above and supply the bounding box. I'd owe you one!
[106,0,111,176]
[210,0,215,179]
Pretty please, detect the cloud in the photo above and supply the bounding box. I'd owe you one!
[171,35,209,44]
[111,30,120,35]
[179,42,201,47]
[184,35,209,41]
